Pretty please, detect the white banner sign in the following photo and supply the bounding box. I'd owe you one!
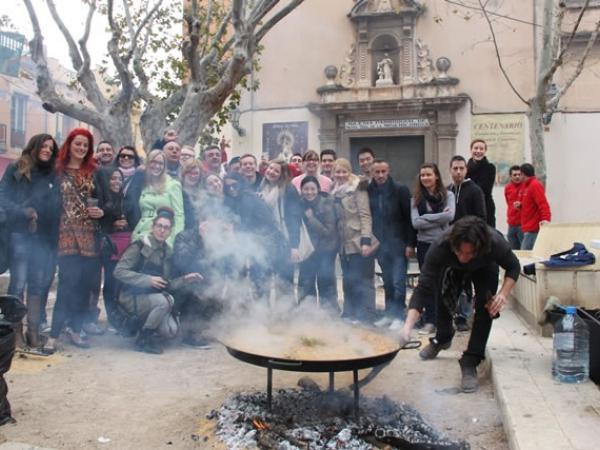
[344,118,430,131]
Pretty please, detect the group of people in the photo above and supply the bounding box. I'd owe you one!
[0,127,549,393]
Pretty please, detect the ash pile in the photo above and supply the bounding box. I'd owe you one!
[209,384,470,449]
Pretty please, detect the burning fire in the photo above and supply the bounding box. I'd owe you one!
[252,418,270,430]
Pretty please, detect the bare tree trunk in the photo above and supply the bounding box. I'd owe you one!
[527,99,547,186]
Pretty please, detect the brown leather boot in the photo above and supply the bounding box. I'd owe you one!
[25,295,42,348]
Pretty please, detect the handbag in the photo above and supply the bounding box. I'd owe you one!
[297,220,315,262]
[98,232,118,259]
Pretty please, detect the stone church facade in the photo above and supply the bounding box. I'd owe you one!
[229,0,600,228]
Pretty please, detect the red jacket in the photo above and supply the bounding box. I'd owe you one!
[504,181,523,226]
[520,176,551,233]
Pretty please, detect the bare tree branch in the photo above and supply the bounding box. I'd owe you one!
[478,0,529,105]
[79,0,95,71]
[106,0,133,96]
[540,0,591,89]
[249,0,279,28]
[122,0,136,44]
[22,0,104,127]
[557,19,600,100]
[45,0,83,69]
[125,0,164,63]
[183,0,202,82]
[255,0,305,43]
[45,0,107,111]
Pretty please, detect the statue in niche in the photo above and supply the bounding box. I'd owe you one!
[376,53,394,86]
[376,0,393,12]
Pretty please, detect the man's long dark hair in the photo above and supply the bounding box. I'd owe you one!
[448,216,492,257]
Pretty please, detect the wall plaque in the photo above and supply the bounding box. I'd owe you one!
[344,118,430,130]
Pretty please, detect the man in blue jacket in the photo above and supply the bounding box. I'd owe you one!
[368,159,416,329]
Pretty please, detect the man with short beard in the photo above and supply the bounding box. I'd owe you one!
[163,141,182,178]
[240,154,263,192]
[368,160,416,329]
[95,141,115,167]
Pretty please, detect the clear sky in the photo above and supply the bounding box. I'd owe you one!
[1,0,113,70]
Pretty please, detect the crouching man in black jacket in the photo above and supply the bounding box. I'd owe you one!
[398,217,520,393]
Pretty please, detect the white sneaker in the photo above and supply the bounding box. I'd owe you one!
[374,316,393,328]
[388,319,404,331]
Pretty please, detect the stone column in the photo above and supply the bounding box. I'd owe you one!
[436,109,459,184]
[318,113,338,151]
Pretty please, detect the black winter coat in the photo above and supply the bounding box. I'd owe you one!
[0,163,60,243]
[467,157,496,227]
[367,177,416,253]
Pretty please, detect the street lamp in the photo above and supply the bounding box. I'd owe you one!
[230,107,246,137]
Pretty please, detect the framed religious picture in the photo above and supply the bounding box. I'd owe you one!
[262,121,308,161]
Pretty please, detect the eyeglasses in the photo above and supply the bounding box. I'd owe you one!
[119,154,135,160]
[153,224,171,231]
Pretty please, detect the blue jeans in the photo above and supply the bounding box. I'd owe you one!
[377,249,407,320]
[521,232,538,250]
[507,225,523,250]
[340,253,375,321]
[7,232,55,299]
[298,250,338,312]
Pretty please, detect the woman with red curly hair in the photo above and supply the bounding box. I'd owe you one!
[45,128,105,353]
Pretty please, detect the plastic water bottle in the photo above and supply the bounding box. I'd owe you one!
[553,306,589,383]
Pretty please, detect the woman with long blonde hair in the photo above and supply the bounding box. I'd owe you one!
[331,158,377,321]
[131,149,184,246]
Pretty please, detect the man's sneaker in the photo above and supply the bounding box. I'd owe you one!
[455,320,470,332]
[418,323,436,335]
[83,322,105,335]
[182,336,212,350]
[419,339,451,360]
[374,316,393,328]
[388,318,404,331]
[460,364,479,393]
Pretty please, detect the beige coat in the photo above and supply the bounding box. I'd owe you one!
[333,179,378,255]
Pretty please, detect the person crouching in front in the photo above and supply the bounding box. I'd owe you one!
[114,207,202,354]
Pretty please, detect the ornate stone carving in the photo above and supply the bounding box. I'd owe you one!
[416,39,434,83]
[338,44,356,88]
[376,0,393,12]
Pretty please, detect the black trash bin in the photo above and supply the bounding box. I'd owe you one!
[549,308,600,386]
[0,295,27,425]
